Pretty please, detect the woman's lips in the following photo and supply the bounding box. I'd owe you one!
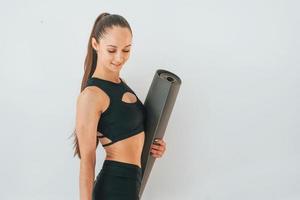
[113,63,122,67]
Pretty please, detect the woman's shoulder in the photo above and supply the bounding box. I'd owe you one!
[77,86,108,113]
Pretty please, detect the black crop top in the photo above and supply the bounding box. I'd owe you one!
[86,76,146,147]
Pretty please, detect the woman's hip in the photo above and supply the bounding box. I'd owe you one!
[92,159,142,200]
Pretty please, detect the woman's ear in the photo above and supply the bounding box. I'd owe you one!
[91,37,99,51]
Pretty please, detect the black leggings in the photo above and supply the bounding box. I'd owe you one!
[92,159,142,200]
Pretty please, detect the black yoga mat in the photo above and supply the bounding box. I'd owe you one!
[139,69,182,199]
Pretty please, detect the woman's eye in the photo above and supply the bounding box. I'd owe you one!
[107,50,130,53]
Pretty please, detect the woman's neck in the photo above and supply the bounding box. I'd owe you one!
[92,66,120,82]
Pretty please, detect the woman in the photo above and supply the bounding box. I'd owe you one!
[71,12,167,200]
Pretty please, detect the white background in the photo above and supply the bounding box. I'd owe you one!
[0,0,299,199]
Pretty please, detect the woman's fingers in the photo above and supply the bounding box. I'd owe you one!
[153,138,165,146]
[150,151,162,157]
[150,138,166,158]
[151,144,163,151]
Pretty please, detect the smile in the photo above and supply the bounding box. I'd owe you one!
[113,63,122,67]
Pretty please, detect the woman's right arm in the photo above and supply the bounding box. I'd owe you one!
[75,88,103,200]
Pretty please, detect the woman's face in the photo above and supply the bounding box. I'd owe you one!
[92,26,132,73]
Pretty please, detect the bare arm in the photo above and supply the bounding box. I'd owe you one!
[75,88,103,200]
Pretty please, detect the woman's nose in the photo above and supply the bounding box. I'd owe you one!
[114,54,124,63]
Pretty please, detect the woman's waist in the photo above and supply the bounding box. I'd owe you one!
[104,153,142,168]
[104,141,144,166]
[99,159,143,180]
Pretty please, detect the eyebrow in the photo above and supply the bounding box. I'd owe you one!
[107,44,131,48]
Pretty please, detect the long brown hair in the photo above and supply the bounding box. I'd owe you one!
[69,12,132,159]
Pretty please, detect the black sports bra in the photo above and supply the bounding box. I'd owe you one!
[86,76,146,147]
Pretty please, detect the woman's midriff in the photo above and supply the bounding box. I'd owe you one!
[100,131,145,168]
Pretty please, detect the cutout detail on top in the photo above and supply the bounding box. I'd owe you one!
[97,131,112,146]
[121,92,137,104]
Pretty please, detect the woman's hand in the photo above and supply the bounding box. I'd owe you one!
[150,138,166,158]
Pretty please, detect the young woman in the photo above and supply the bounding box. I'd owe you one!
[71,12,166,200]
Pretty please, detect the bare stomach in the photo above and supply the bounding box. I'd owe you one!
[98,131,145,168]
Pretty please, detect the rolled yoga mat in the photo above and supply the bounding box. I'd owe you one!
[139,69,182,199]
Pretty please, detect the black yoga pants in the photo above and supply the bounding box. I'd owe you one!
[92,159,142,200]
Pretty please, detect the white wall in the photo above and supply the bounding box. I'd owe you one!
[0,0,299,199]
